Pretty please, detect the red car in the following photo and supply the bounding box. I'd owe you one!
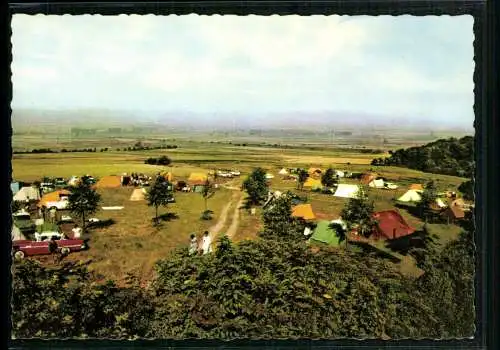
[12,236,88,260]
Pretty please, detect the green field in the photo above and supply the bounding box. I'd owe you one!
[11,136,469,283]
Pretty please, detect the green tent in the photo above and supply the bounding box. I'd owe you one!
[310,221,341,246]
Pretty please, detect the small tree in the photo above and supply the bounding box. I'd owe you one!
[261,192,304,240]
[146,176,172,225]
[418,180,438,222]
[340,186,376,238]
[458,180,474,201]
[297,169,309,191]
[321,167,338,189]
[330,222,348,248]
[242,168,268,206]
[201,178,213,212]
[68,182,101,233]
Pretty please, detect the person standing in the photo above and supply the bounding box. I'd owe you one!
[188,234,198,255]
[49,207,57,223]
[201,231,212,255]
[72,224,82,239]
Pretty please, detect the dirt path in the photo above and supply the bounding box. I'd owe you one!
[209,191,238,234]
[226,194,245,238]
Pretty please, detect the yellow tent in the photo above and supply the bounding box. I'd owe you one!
[95,176,122,188]
[308,168,323,176]
[303,178,322,189]
[38,189,70,207]
[409,184,424,191]
[292,204,316,220]
[188,173,208,185]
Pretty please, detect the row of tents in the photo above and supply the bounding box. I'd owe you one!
[288,202,417,246]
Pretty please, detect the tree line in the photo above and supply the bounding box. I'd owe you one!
[371,136,474,178]
[13,144,179,154]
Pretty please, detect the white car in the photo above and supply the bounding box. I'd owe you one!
[230,170,241,176]
[35,231,64,242]
[46,196,70,210]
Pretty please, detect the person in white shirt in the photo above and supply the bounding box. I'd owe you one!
[201,231,212,255]
[189,234,198,255]
[72,224,82,239]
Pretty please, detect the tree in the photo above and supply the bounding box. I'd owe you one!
[458,180,474,201]
[68,182,101,233]
[146,176,173,225]
[340,186,376,238]
[330,222,348,248]
[201,178,213,211]
[297,169,309,191]
[321,167,338,189]
[418,180,438,222]
[242,168,268,206]
[261,192,304,240]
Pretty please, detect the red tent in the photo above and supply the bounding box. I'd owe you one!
[372,210,415,240]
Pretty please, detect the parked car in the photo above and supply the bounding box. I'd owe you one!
[230,170,241,176]
[45,195,69,210]
[12,234,87,260]
[54,177,67,188]
[12,210,36,234]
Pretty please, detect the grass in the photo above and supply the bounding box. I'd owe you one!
[62,186,234,284]
[12,138,469,282]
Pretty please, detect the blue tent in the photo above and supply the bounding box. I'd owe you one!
[10,182,20,195]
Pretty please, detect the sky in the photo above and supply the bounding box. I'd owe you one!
[11,15,474,128]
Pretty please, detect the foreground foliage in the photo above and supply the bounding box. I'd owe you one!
[11,213,475,340]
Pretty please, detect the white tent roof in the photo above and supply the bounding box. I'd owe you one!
[278,168,289,175]
[333,184,360,198]
[369,179,385,188]
[129,188,145,201]
[11,225,26,241]
[335,170,345,178]
[397,189,422,202]
[436,198,447,208]
[13,186,40,202]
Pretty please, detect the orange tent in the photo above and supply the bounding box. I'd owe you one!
[95,175,122,188]
[360,172,378,185]
[160,172,173,182]
[38,189,70,207]
[292,204,316,220]
[409,184,424,191]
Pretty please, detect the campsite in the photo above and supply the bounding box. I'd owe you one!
[11,136,471,284]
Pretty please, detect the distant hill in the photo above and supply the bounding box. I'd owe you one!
[371,136,474,178]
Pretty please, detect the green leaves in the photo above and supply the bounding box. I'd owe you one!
[145,175,173,223]
[242,168,268,206]
[68,182,101,231]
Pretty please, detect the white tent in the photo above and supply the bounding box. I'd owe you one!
[129,188,145,201]
[436,198,448,208]
[11,225,26,241]
[369,179,385,188]
[397,190,423,202]
[335,170,345,178]
[333,184,360,199]
[265,173,275,179]
[13,186,40,202]
[385,182,399,190]
[278,168,289,175]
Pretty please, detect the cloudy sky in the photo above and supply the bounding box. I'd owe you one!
[11,15,474,128]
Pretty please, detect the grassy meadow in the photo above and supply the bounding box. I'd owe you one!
[11,136,469,282]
